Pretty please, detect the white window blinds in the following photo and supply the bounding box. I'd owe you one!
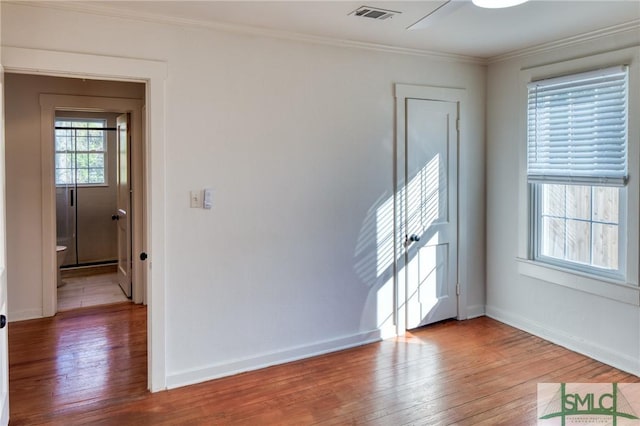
[527,66,628,186]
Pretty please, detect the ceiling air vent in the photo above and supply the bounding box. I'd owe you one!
[350,6,401,20]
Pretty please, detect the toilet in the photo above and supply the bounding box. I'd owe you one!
[56,245,67,287]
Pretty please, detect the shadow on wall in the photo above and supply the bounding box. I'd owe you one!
[355,154,446,332]
[354,190,396,332]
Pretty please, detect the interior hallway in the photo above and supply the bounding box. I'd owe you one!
[7,307,638,425]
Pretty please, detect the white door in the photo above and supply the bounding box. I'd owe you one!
[0,268,7,426]
[404,98,458,329]
[116,114,132,298]
[0,61,10,425]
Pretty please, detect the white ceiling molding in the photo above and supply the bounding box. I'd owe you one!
[11,2,639,67]
[489,19,640,64]
[13,1,484,65]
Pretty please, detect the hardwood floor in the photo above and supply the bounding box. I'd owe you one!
[8,306,639,425]
[9,303,146,425]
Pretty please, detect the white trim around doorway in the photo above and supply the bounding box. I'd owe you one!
[40,94,144,311]
[2,46,168,392]
[394,84,468,335]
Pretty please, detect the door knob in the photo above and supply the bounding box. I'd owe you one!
[0,315,6,329]
[404,233,421,247]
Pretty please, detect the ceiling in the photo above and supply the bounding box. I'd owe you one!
[88,0,640,59]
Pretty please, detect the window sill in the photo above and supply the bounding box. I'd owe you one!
[516,258,640,306]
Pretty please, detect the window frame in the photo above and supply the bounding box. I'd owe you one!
[527,66,629,280]
[516,47,640,305]
[530,182,627,281]
[54,118,109,187]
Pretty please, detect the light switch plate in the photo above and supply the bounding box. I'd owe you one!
[190,190,202,208]
[203,188,213,209]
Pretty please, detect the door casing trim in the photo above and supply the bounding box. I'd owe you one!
[2,46,168,391]
[394,84,468,335]
[40,95,143,310]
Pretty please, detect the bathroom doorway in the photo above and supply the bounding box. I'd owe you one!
[3,47,167,393]
[4,73,146,318]
[42,94,145,314]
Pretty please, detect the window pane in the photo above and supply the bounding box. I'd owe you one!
[55,132,72,151]
[537,183,621,274]
[88,153,104,168]
[76,168,89,184]
[542,184,565,217]
[89,136,104,151]
[566,185,590,220]
[566,219,590,264]
[76,153,89,168]
[592,223,618,269]
[75,135,88,151]
[56,169,72,185]
[55,153,75,169]
[54,119,107,186]
[89,168,105,184]
[541,217,565,259]
[593,187,619,223]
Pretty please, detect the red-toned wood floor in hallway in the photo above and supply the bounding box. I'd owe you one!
[8,303,639,425]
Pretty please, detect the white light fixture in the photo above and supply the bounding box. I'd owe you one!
[472,0,529,8]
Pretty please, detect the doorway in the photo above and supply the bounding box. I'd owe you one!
[4,75,146,318]
[5,75,145,309]
[2,46,167,393]
[54,111,132,309]
[3,73,148,389]
[394,84,465,333]
[40,91,145,314]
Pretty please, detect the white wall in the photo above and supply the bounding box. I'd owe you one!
[4,74,144,320]
[1,3,486,388]
[486,30,640,374]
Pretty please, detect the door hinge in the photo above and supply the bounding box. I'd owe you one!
[456,118,460,131]
[456,283,460,296]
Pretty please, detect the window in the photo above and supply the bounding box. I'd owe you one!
[55,119,107,186]
[527,66,628,278]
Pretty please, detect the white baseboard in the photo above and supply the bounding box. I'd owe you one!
[466,304,486,319]
[378,322,398,340]
[8,309,42,322]
[486,305,639,376]
[166,329,384,389]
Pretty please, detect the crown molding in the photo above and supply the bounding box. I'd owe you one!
[9,1,485,65]
[10,1,637,67]
[488,19,640,64]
